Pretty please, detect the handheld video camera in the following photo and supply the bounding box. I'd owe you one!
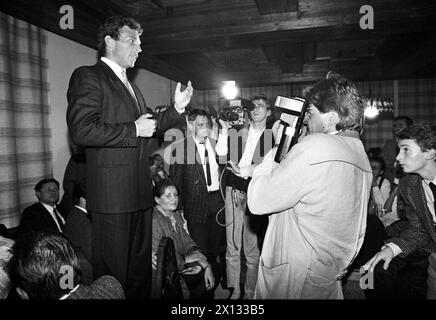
[274,96,308,163]
[219,98,254,129]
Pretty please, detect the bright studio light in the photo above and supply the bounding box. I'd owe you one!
[221,81,238,100]
[364,101,379,119]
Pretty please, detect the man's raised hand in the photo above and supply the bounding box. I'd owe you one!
[174,81,193,112]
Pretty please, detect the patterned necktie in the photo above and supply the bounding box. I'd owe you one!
[121,70,137,100]
[53,207,64,232]
[199,141,211,186]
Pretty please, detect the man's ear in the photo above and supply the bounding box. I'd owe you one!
[16,287,29,300]
[104,35,114,53]
[424,149,436,160]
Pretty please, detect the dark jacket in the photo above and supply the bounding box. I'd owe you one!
[390,174,436,257]
[18,202,63,235]
[66,60,185,213]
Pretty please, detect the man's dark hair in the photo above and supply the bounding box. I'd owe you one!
[6,231,81,299]
[252,94,273,111]
[369,156,386,172]
[303,71,364,132]
[153,179,178,199]
[397,124,436,154]
[34,178,59,192]
[72,181,86,206]
[394,116,413,127]
[97,16,142,58]
[187,108,212,128]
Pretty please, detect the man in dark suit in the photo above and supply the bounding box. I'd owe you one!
[169,109,228,287]
[18,178,65,235]
[365,124,436,299]
[66,16,193,299]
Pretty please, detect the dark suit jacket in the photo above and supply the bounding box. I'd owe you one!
[18,202,63,235]
[67,275,125,299]
[169,136,225,224]
[390,174,436,257]
[64,206,92,264]
[66,60,185,213]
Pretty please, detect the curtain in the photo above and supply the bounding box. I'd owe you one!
[0,12,52,228]
[398,78,436,125]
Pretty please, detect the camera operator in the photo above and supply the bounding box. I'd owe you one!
[223,94,275,299]
[247,72,372,299]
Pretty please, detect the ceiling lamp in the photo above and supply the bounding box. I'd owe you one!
[364,97,394,120]
[363,81,394,120]
[221,81,239,100]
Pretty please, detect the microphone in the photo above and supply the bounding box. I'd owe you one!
[274,96,308,163]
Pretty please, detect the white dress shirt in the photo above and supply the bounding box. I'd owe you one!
[41,203,65,233]
[193,134,227,192]
[238,125,265,178]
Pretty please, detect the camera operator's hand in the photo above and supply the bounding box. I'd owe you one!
[135,114,157,137]
[226,160,241,175]
[217,119,229,132]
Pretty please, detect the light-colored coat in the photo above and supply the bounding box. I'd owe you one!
[247,132,372,299]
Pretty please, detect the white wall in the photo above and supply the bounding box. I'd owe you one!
[45,31,96,197]
[45,31,174,196]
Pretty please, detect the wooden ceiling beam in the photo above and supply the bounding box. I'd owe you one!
[255,0,298,15]
[379,32,436,77]
[140,3,436,41]
[0,0,188,84]
[142,16,436,55]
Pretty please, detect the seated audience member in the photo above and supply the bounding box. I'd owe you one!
[380,115,413,182]
[368,156,391,216]
[18,178,65,235]
[6,231,125,299]
[0,235,14,299]
[150,153,169,186]
[365,124,436,299]
[152,179,215,299]
[63,182,93,284]
[380,164,408,234]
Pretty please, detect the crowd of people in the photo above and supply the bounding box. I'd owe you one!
[0,15,435,300]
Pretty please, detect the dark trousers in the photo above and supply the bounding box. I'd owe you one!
[187,192,225,280]
[365,250,429,299]
[91,208,152,299]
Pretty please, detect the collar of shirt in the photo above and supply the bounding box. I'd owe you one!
[74,205,88,214]
[422,177,436,223]
[40,203,65,230]
[101,57,125,83]
[423,176,436,186]
[40,202,55,215]
[59,284,80,300]
[193,135,208,146]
